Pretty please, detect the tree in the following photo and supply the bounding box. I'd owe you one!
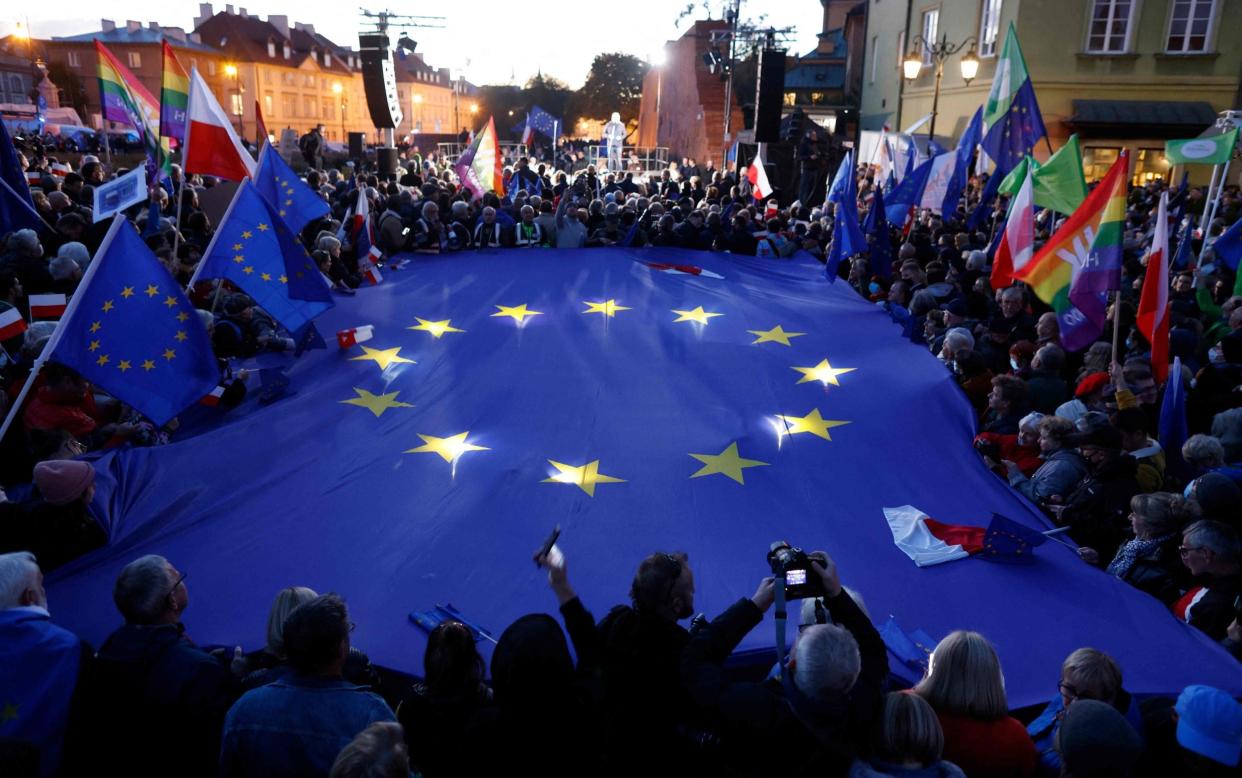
[576,53,647,121]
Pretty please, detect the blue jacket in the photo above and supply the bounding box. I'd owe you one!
[0,607,83,777]
[1026,689,1143,775]
[219,673,395,778]
[1011,447,1088,504]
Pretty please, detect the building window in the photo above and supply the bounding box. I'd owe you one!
[979,0,1002,56]
[127,51,142,69]
[322,98,333,118]
[1133,148,1171,184]
[207,60,216,76]
[783,91,797,107]
[268,41,276,58]
[282,43,291,59]
[1082,146,1120,182]
[304,96,316,117]
[1167,0,1217,53]
[263,68,271,84]
[67,51,80,68]
[1086,0,1134,53]
[896,30,906,69]
[921,9,939,65]
[264,93,273,115]
[870,35,879,82]
[281,93,295,117]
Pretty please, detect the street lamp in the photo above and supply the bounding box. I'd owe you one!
[470,103,479,115]
[223,63,244,137]
[902,35,978,140]
[332,82,345,142]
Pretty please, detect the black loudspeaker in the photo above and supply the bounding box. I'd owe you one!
[754,48,787,144]
[377,146,399,178]
[359,33,403,130]
[348,132,365,159]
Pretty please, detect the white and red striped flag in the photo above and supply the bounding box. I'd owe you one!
[183,66,255,181]
[28,293,67,320]
[363,264,383,285]
[884,505,987,567]
[336,325,374,349]
[1137,191,1170,383]
[0,306,27,340]
[746,151,772,201]
[199,385,227,406]
[990,166,1034,290]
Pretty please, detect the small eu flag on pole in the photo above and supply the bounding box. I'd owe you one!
[254,142,330,234]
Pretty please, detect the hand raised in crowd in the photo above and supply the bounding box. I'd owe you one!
[750,576,776,612]
[808,550,843,598]
[534,543,576,605]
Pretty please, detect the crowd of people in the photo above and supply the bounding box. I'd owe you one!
[2,124,1242,776]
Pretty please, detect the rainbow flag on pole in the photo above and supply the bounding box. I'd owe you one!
[1014,151,1128,351]
[160,41,190,143]
[96,41,168,181]
[453,116,505,200]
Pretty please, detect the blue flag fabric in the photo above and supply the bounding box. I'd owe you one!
[255,143,330,235]
[879,615,938,675]
[1172,214,1196,270]
[966,171,1004,231]
[827,153,853,205]
[864,184,893,279]
[529,106,561,142]
[0,119,34,208]
[0,176,44,235]
[197,179,333,334]
[979,513,1047,563]
[941,108,983,221]
[885,156,933,225]
[1211,216,1242,271]
[41,247,1242,707]
[981,79,1047,176]
[1159,357,1190,479]
[0,609,82,777]
[826,151,866,282]
[48,217,218,426]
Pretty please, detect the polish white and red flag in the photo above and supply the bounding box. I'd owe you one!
[0,306,27,340]
[29,293,67,319]
[990,166,1035,290]
[746,151,772,201]
[884,505,989,567]
[336,325,374,349]
[1137,191,1170,383]
[183,66,255,181]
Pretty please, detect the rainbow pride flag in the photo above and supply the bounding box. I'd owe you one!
[96,41,169,181]
[160,41,190,142]
[453,116,505,200]
[1015,151,1128,351]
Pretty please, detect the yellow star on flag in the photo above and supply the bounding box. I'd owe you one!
[175,330,188,342]
[774,408,850,441]
[233,254,245,264]
[120,286,135,298]
[162,348,176,361]
[145,284,159,297]
[748,325,805,346]
[102,300,114,313]
[163,295,177,308]
[260,272,272,281]
[242,266,255,275]
[117,360,132,372]
[583,300,631,317]
[405,431,489,463]
[232,243,243,251]
[241,230,253,239]
[279,275,288,284]
[176,311,190,322]
[339,387,413,418]
[349,346,415,371]
[672,306,723,325]
[689,442,769,485]
[791,358,856,387]
[88,339,100,352]
[96,354,110,366]
[141,360,156,371]
[543,459,626,497]
[257,223,269,231]
[89,321,101,333]
[491,304,543,324]
[409,318,465,338]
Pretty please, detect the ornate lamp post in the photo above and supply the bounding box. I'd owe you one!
[903,35,979,140]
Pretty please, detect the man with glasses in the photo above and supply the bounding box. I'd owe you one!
[82,554,240,778]
[1174,520,1242,641]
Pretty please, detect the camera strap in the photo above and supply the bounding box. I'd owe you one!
[774,573,788,683]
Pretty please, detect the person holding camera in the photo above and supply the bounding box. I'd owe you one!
[680,550,888,776]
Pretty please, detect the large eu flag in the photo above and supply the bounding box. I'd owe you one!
[981,78,1047,177]
[43,247,1242,707]
[254,143,329,234]
[45,216,217,425]
[194,180,333,332]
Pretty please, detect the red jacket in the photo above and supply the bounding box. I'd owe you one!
[23,386,105,439]
[974,432,1042,477]
[937,711,1037,778]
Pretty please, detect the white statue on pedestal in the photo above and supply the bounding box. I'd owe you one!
[603,111,626,173]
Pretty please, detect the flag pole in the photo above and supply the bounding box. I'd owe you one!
[1109,288,1123,371]
[1197,157,1232,265]
[102,124,113,172]
[0,215,127,443]
[1197,163,1220,236]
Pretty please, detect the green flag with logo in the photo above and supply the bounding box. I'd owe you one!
[999,135,1088,215]
[1165,128,1238,165]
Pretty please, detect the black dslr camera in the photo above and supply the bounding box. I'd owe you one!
[767,541,825,600]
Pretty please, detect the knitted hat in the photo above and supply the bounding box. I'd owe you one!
[1075,372,1110,398]
[1175,685,1242,767]
[33,460,95,506]
[1057,699,1141,777]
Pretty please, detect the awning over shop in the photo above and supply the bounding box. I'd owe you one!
[1068,99,1217,139]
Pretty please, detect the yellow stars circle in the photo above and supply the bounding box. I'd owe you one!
[543,459,626,497]
[349,346,415,371]
[491,303,543,324]
[689,442,768,485]
[583,299,630,317]
[409,318,465,338]
[774,408,850,441]
[672,306,723,325]
[340,387,413,418]
[405,431,489,463]
[748,324,805,346]
[791,358,856,387]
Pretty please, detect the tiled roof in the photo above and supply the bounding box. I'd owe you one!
[194,13,351,73]
[53,28,220,54]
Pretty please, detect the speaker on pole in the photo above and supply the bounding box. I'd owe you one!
[358,33,403,130]
[376,147,399,178]
[754,48,787,144]
[348,132,365,160]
